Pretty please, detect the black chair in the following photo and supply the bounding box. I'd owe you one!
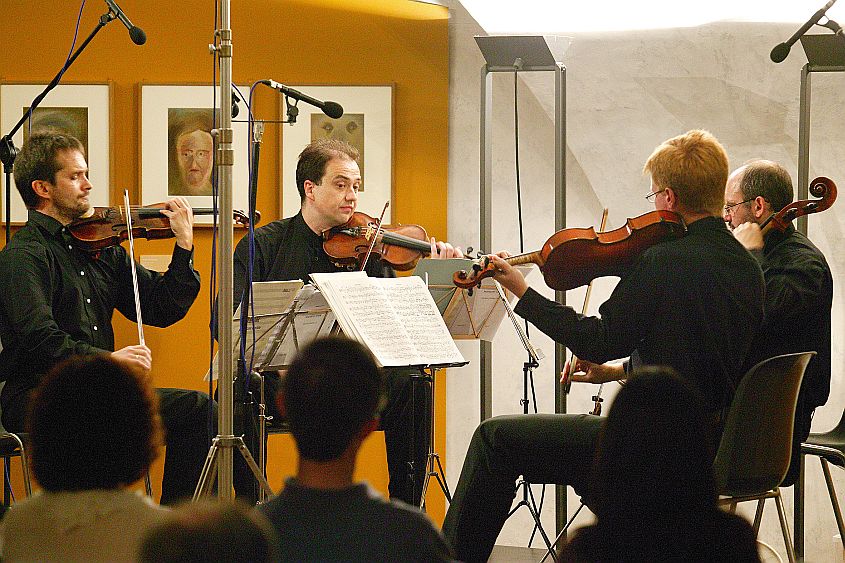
[794,408,845,559]
[714,351,815,563]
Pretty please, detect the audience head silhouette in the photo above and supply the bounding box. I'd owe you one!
[590,366,716,521]
[28,354,162,491]
[561,366,760,562]
[139,500,280,563]
[282,335,384,461]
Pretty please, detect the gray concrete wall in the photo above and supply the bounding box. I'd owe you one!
[444,2,845,560]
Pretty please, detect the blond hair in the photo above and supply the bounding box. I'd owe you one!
[643,130,728,216]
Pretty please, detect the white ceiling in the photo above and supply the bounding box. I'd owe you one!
[459,0,845,33]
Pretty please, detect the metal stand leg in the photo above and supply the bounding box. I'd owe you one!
[419,368,452,511]
[193,435,274,501]
[502,359,556,561]
[821,458,845,550]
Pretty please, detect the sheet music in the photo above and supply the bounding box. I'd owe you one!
[310,271,465,367]
[373,276,465,365]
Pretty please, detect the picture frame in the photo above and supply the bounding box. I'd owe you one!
[0,82,112,224]
[140,84,250,224]
[280,85,394,222]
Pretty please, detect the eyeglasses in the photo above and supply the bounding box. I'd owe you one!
[644,189,665,201]
[723,198,755,213]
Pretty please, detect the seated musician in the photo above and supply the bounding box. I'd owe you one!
[0,132,249,503]
[724,160,832,486]
[441,129,765,562]
[232,138,462,505]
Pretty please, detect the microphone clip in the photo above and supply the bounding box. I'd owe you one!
[283,96,299,125]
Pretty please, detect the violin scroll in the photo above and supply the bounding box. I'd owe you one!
[761,176,837,234]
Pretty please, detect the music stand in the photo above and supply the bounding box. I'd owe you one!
[475,34,570,540]
[793,32,845,560]
[196,282,336,501]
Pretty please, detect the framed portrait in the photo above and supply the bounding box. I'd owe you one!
[140,84,250,223]
[0,83,112,224]
[280,85,393,222]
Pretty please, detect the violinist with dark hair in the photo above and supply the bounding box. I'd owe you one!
[724,159,833,486]
[0,132,247,504]
[442,129,766,562]
[232,138,462,506]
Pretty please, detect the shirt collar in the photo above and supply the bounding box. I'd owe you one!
[292,211,324,247]
[685,215,728,233]
[27,209,66,238]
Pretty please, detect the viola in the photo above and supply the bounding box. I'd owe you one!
[322,211,438,271]
[68,204,256,252]
[453,209,687,291]
[760,176,836,234]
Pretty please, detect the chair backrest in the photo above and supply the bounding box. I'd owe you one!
[713,351,815,497]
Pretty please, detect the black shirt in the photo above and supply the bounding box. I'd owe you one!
[747,225,832,411]
[514,216,765,413]
[232,211,393,309]
[0,210,200,417]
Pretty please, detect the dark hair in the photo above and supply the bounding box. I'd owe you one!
[295,139,359,200]
[589,366,716,522]
[283,336,383,461]
[139,500,280,563]
[738,159,794,213]
[13,132,85,209]
[27,354,162,491]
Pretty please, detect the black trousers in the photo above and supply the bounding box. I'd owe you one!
[441,413,604,563]
[259,367,430,506]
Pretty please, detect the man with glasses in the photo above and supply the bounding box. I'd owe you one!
[724,159,832,486]
[442,130,765,562]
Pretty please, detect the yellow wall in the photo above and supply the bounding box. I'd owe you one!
[0,0,450,522]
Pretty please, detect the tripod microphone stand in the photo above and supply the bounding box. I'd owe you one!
[498,287,557,561]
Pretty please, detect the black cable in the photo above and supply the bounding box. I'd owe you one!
[514,68,549,548]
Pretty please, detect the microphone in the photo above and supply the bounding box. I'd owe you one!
[261,80,343,119]
[105,0,147,45]
[771,0,837,63]
[231,87,241,119]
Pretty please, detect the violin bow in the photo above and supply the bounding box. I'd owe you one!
[561,208,609,403]
[123,190,145,346]
[358,201,390,272]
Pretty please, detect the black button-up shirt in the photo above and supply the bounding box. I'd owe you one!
[514,216,765,413]
[233,212,393,309]
[746,225,832,410]
[0,210,200,416]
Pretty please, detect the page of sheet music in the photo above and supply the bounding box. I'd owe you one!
[310,272,424,367]
[443,278,512,341]
[373,276,465,364]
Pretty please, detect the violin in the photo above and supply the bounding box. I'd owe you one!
[760,176,836,235]
[322,211,442,271]
[453,209,687,291]
[68,204,256,252]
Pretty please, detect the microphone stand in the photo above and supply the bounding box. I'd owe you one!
[0,8,122,243]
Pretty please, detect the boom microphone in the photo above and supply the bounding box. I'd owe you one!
[105,0,147,45]
[771,0,837,63]
[261,80,344,119]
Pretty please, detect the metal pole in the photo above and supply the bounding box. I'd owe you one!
[480,65,493,422]
[216,0,235,499]
[553,61,568,536]
[797,63,811,236]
